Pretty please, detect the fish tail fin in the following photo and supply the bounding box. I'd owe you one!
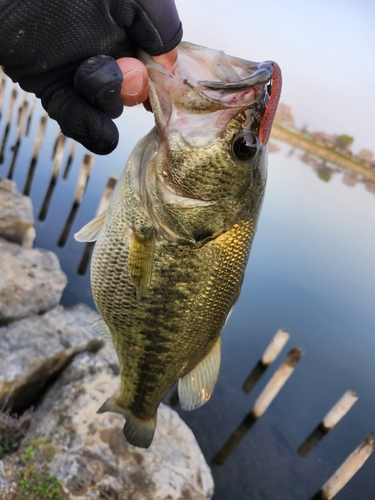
[123,411,157,449]
[97,394,157,448]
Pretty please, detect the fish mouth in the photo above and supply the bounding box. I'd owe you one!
[140,43,281,146]
[191,62,273,90]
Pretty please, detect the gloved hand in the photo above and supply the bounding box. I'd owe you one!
[0,0,182,154]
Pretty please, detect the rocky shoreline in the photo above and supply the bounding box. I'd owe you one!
[0,178,214,499]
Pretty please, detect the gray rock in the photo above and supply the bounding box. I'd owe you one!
[8,350,214,499]
[0,237,68,325]
[0,304,104,412]
[0,177,35,248]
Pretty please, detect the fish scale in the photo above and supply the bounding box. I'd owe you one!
[75,41,281,447]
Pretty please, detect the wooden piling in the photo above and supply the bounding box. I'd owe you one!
[211,412,257,466]
[323,391,358,430]
[23,114,48,195]
[38,132,66,220]
[52,130,66,159]
[0,86,18,164]
[252,348,302,418]
[243,329,290,393]
[77,174,117,274]
[7,97,28,179]
[0,78,6,123]
[25,99,36,136]
[298,391,358,457]
[57,154,95,246]
[62,140,77,179]
[17,91,27,127]
[212,348,302,466]
[311,434,374,500]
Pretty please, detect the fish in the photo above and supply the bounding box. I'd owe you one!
[75,42,281,448]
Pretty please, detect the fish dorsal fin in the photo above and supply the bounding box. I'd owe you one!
[128,229,155,300]
[97,394,157,448]
[92,318,112,342]
[74,206,108,242]
[178,337,221,411]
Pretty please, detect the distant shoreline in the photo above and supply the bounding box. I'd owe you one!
[271,123,375,181]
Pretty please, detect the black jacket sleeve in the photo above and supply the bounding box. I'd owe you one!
[0,0,183,154]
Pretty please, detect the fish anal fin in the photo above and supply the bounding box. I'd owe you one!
[97,394,156,448]
[92,318,112,342]
[74,208,108,242]
[128,229,155,300]
[178,337,221,411]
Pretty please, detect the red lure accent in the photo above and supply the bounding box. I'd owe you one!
[258,61,282,146]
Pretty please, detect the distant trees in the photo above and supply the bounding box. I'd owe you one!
[275,103,375,168]
[358,149,374,164]
[335,134,354,151]
[275,103,295,127]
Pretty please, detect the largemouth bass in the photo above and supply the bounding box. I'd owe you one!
[75,42,281,448]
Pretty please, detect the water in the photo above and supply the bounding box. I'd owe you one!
[1,78,374,499]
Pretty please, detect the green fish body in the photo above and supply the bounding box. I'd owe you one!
[75,42,281,448]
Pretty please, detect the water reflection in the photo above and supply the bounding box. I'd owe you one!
[269,142,375,196]
[212,347,302,466]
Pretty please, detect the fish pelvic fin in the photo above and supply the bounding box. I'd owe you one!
[128,229,155,300]
[74,206,108,242]
[97,394,157,449]
[92,318,112,342]
[178,337,221,411]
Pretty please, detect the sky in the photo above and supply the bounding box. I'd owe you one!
[175,0,375,153]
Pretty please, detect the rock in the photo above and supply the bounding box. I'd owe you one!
[2,350,214,499]
[0,237,68,325]
[0,177,35,248]
[0,304,104,413]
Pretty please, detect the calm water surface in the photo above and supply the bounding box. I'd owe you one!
[1,81,374,499]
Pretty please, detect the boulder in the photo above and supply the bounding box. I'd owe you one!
[0,304,104,413]
[0,237,67,325]
[1,349,214,499]
[0,178,35,248]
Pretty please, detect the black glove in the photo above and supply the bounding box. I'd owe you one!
[0,0,182,154]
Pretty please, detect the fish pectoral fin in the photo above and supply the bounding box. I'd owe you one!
[92,318,112,342]
[74,206,108,242]
[97,394,157,449]
[178,337,221,411]
[128,229,155,300]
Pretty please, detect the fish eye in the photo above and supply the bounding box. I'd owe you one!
[232,132,259,161]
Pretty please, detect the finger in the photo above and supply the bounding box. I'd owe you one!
[47,86,119,155]
[74,55,123,119]
[152,48,178,72]
[116,58,149,107]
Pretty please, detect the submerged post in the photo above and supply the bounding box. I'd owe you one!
[310,433,374,500]
[25,99,36,136]
[23,114,48,195]
[62,140,77,179]
[298,390,358,457]
[38,132,66,220]
[58,154,95,246]
[251,348,302,418]
[0,86,18,164]
[0,77,6,123]
[77,173,117,275]
[212,348,302,466]
[7,96,28,179]
[242,328,290,393]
